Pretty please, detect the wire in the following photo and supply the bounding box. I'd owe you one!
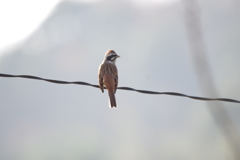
[0,73,239,104]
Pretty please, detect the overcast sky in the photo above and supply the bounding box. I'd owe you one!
[0,0,179,53]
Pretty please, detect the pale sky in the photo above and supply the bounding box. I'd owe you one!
[0,0,61,53]
[0,0,178,53]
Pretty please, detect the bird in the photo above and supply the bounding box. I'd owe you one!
[98,50,120,108]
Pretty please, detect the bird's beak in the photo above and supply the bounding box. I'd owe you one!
[117,55,120,58]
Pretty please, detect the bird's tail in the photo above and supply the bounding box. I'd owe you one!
[108,91,117,108]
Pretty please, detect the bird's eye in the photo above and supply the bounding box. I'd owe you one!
[107,55,116,61]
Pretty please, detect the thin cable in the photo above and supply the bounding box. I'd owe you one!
[0,73,239,104]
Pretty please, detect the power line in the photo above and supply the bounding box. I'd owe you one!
[0,73,239,104]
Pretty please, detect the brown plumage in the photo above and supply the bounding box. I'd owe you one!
[98,50,120,108]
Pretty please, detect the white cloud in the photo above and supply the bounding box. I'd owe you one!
[0,0,61,53]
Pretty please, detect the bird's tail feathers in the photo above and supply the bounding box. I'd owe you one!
[108,91,117,108]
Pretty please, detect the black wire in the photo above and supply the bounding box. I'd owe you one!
[0,73,239,104]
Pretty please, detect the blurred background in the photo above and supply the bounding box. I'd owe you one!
[0,0,240,160]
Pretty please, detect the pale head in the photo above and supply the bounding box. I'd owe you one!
[104,50,120,64]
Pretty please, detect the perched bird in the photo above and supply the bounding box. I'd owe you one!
[98,50,120,108]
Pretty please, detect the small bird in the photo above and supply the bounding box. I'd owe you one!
[98,50,120,108]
